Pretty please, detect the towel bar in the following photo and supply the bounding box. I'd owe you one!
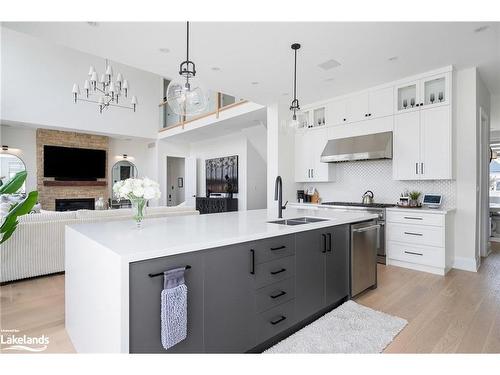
[148,265,191,278]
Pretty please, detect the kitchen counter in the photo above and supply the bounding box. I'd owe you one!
[67,207,377,263]
[289,202,455,214]
[65,207,377,353]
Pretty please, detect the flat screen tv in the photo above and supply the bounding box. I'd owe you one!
[43,145,106,180]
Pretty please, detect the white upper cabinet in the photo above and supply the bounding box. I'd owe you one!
[368,87,394,119]
[346,92,369,123]
[294,127,334,183]
[326,98,349,126]
[395,72,451,114]
[419,105,452,180]
[393,105,452,180]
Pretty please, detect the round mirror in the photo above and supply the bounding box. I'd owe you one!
[111,160,138,195]
[0,153,27,193]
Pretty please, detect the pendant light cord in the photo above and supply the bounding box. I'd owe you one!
[186,21,190,62]
[293,48,297,102]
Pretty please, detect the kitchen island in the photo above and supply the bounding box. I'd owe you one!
[65,207,377,353]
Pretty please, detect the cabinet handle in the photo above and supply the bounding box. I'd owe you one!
[420,103,424,106]
[270,290,287,299]
[270,315,287,325]
[368,113,372,117]
[327,233,332,252]
[404,250,423,256]
[404,216,423,220]
[343,118,347,122]
[311,169,314,178]
[416,162,419,174]
[421,162,424,175]
[270,268,286,275]
[270,245,286,251]
[416,103,420,107]
[250,249,255,275]
[365,114,368,117]
[322,233,327,253]
[404,232,423,236]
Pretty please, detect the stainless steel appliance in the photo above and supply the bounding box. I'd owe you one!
[320,131,392,163]
[350,221,380,297]
[321,201,395,264]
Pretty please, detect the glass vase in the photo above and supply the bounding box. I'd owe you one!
[131,198,147,228]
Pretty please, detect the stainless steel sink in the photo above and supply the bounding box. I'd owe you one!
[267,217,330,226]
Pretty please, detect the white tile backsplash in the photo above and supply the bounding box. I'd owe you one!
[302,159,456,208]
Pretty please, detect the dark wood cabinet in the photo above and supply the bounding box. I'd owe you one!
[204,242,257,353]
[196,197,238,214]
[295,224,350,323]
[129,252,204,353]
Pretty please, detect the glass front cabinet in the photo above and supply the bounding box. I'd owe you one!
[394,71,451,113]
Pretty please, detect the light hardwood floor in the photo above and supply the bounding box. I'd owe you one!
[1,248,499,353]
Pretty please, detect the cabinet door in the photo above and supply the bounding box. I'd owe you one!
[326,98,348,126]
[324,225,350,306]
[346,92,369,123]
[420,72,450,109]
[310,127,333,182]
[393,111,421,180]
[295,229,326,321]
[369,87,394,119]
[294,132,311,182]
[395,81,420,113]
[420,105,452,180]
[129,252,204,353]
[204,243,257,353]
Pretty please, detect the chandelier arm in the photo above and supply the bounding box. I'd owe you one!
[77,98,135,110]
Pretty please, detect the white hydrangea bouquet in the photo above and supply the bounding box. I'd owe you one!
[113,177,161,228]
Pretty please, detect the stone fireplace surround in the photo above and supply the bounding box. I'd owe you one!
[36,129,109,211]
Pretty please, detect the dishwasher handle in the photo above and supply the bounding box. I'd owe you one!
[352,224,380,233]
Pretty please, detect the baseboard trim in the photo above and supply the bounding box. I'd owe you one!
[452,256,478,272]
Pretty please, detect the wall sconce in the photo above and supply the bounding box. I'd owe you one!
[2,145,8,151]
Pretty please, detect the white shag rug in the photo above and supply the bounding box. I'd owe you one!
[265,300,407,353]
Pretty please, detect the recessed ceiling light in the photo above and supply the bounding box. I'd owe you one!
[318,59,341,71]
[251,81,259,85]
[159,48,170,53]
[388,56,398,61]
[87,22,99,27]
[211,67,221,71]
[324,77,335,82]
[474,25,490,33]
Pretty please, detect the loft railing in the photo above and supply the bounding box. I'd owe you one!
[158,89,247,132]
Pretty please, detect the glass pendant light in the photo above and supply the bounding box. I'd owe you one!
[166,22,207,116]
[289,43,301,128]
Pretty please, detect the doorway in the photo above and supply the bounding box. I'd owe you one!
[166,156,185,206]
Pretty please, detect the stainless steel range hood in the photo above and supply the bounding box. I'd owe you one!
[320,131,392,163]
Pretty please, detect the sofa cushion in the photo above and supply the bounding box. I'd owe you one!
[75,208,132,219]
[19,210,77,223]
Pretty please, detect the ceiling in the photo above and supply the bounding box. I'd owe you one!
[4,22,500,105]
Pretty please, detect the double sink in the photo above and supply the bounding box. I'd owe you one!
[267,217,330,226]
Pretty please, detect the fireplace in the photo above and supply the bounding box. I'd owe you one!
[55,198,95,211]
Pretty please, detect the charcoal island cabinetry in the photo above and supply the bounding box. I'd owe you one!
[65,208,377,353]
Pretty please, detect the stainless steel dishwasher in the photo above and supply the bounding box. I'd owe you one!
[350,221,380,297]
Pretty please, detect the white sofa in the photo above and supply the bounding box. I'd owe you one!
[0,206,199,283]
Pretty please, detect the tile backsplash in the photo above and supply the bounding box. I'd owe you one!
[302,159,456,208]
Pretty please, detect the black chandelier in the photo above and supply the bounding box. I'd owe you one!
[290,43,301,121]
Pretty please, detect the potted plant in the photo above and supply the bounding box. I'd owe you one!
[408,191,421,207]
[0,171,38,244]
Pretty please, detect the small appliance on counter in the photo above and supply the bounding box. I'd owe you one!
[422,194,442,209]
[297,190,305,203]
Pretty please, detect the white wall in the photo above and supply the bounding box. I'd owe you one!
[242,125,267,210]
[1,27,162,139]
[490,95,500,131]
[0,125,37,192]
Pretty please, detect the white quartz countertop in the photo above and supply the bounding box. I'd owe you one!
[67,207,377,262]
[289,202,455,214]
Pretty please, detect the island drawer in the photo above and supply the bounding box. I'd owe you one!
[255,255,295,288]
[253,234,295,264]
[256,300,295,343]
[256,277,295,313]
